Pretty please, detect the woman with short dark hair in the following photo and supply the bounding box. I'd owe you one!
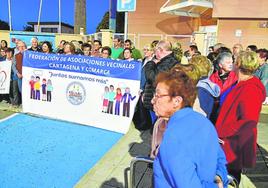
[246,45,258,52]
[42,41,53,54]
[101,46,112,58]
[152,69,228,188]
[123,48,133,61]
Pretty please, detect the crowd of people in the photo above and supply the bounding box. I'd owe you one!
[0,36,268,187]
[0,37,143,107]
[135,40,267,187]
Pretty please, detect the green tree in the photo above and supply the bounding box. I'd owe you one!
[23,24,34,31]
[0,20,10,30]
[96,11,109,32]
[96,11,124,33]
[172,42,183,62]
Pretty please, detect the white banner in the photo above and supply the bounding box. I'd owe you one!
[22,51,141,134]
[0,60,11,94]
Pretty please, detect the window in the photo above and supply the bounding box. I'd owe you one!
[41,27,58,33]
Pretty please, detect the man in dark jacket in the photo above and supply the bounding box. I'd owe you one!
[143,40,179,122]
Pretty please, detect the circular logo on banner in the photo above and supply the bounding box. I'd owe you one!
[66,81,86,105]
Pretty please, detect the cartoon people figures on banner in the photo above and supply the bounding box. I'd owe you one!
[102,86,109,113]
[29,75,35,99]
[114,88,122,115]
[29,75,52,102]
[46,79,53,102]
[121,87,136,117]
[42,79,47,101]
[107,85,116,114]
[101,85,136,117]
[35,76,41,100]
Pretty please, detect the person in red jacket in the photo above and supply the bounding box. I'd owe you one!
[215,51,266,184]
[209,52,238,123]
[210,52,238,94]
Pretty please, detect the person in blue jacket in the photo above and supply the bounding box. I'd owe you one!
[190,55,221,120]
[152,69,228,188]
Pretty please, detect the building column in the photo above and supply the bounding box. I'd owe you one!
[101,29,113,47]
[74,0,86,34]
[193,32,206,55]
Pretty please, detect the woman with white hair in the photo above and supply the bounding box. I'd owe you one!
[28,37,41,52]
[210,52,237,95]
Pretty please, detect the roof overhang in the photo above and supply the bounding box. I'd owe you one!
[160,0,213,17]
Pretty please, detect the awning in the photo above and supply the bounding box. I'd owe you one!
[160,0,213,17]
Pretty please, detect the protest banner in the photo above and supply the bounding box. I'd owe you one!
[0,60,12,94]
[22,51,141,133]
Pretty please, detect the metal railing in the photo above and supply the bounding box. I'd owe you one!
[112,33,193,51]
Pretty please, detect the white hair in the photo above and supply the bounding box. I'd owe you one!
[217,52,233,65]
[31,37,38,43]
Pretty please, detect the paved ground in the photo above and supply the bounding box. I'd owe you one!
[246,106,268,188]
[76,105,268,188]
[1,102,267,188]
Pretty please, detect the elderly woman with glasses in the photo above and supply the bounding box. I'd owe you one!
[101,46,112,59]
[152,69,228,188]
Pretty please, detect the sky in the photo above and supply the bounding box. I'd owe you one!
[0,0,109,34]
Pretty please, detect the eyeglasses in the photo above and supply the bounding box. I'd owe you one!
[153,92,170,99]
